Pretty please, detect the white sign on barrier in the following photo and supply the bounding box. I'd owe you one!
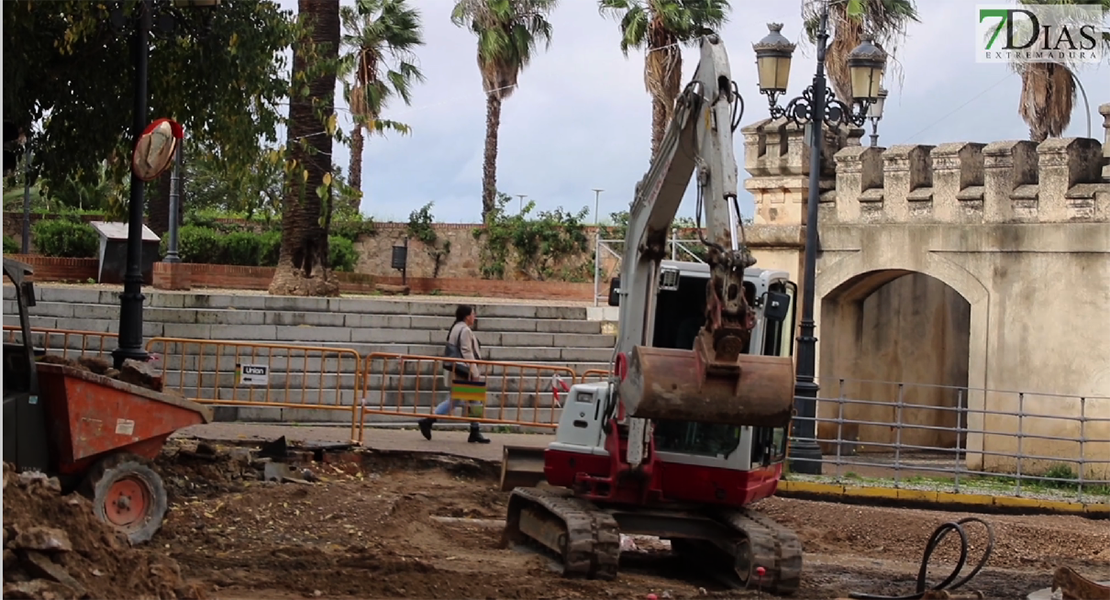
[237,363,269,386]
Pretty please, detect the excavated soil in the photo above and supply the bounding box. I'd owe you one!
[2,463,205,600]
[7,441,1109,600]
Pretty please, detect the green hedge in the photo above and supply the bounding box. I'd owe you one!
[160,225,356,272]
[3,235,18,255]
[31,218,99,258]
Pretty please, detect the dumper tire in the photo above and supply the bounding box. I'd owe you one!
[81,453,168,545]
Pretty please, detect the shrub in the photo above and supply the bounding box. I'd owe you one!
[174,225,226,264]
[224,231,262,266]
[30,219,99,258]
[3,235,19,255]
[258,231,281,266]
[328,235,358,272]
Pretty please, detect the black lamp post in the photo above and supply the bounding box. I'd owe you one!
[110,0,218,369]
[112,0,155,369]
[752,8,888,475]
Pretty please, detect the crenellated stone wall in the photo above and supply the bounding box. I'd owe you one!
[741,103,1110,477]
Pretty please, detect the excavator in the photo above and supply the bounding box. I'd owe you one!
[498,33,805,594]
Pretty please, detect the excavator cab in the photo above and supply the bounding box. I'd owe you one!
[609,260,798,470]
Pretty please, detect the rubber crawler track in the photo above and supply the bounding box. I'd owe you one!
[717,508,803,595]
[503,487,621,580]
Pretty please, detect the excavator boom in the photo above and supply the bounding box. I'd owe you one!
[613,33,794,431]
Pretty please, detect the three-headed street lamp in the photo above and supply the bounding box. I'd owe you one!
[752,6,889,475]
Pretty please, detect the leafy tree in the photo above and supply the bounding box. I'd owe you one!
[598,0,730,161]
[339,0,426,208]
[405,202,451,278]
[803,0,919,106]
[451,0,558,222]
[2,1,298,218]
[473,192,591,280]
[269,0,343,297]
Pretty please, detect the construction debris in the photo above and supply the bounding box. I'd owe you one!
[34,354,164,393]
[1052,566,1110,600]
[1,462,206,600]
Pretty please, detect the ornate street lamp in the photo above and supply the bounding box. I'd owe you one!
[868,88,888,147]
[752,7,888,475]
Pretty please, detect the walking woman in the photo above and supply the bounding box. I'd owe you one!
[418,305,490,444]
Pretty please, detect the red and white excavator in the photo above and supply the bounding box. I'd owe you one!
[499,33,804,593]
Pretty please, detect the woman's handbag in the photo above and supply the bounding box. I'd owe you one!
[442,324,472,379]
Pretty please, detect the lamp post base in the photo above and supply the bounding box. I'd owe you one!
[787,438,824,475]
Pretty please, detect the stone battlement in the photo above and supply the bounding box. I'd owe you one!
[743,102,1110,226]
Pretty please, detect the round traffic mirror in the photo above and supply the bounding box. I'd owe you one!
[131,118,183,182]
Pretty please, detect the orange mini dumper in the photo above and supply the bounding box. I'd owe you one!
[3,258,212,544]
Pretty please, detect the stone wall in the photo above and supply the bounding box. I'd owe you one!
[741,102,1110,476]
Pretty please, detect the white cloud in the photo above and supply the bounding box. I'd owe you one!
[273,0,1110,224]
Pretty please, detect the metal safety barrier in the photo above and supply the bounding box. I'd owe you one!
[3,325,117,360]
[579,368,612,384]
[355,352,578,443]
[788,378,1110,503]
[146,337,363,439]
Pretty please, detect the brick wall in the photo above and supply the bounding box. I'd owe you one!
[148,262,595,301]
[4,255,99,282]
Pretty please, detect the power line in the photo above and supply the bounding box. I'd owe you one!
[899,71,1016,144]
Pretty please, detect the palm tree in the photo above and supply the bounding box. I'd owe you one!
[451,0,557,223]
[802,0,919,105]
[1013,0,1109,142]
[339,0,426,210]
[598,0,730,161]
[269,0,341,297]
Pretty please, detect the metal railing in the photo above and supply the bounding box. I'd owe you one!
[3,325,117,360]
[355,352,578,442]
[593,236,707,306]
[146,337,364,439]
[788,377,1110,503]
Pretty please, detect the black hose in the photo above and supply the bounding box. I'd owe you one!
[847,517,995,600]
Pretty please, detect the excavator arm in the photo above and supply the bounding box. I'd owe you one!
[611,34,796,466]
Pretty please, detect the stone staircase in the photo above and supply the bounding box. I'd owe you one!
[3,285,616,425]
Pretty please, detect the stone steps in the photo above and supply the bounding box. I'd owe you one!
[4,284,616,424]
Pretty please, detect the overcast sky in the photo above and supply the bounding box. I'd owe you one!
[275,0,1110,225]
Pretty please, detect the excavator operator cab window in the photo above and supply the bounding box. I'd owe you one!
[653,272,743,459]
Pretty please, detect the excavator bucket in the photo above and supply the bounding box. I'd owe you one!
[500,444,547,492]
[618,345,795,428]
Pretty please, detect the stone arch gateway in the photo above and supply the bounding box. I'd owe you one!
[740,103,1110,476]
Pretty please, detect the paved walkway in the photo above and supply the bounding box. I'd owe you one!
[173,422,548,463]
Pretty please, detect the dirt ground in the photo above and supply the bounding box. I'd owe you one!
[6,440,1108,600]
[147,440,1109,600]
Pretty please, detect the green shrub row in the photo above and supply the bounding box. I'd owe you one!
[159,225,357,271]
[31,218,99,258]
[3,235,19,254]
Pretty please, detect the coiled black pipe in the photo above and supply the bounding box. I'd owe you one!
[848,517,996,600]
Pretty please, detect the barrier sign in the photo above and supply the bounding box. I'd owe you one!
[237,363,269,386]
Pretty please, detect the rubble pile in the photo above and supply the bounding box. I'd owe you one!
[36,355,166,393]
[2,463,206,600]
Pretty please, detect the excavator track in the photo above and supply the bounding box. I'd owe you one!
[501,487,621,580]
[715,508,803,595]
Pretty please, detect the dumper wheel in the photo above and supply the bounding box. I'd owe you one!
[81,453,168,545]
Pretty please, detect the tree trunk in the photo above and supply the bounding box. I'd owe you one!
[650,93,669,162]
[269,0,341,298]
[481,93,502,223]
[348,124,363,211]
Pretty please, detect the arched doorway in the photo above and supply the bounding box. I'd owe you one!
[817,270,971,456]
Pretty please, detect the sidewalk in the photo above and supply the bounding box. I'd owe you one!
[173,422,548,464]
